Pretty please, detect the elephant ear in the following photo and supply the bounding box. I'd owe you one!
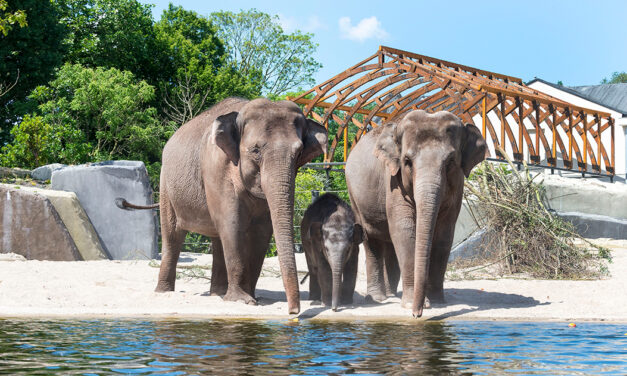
[309,221,323,240]
[374,121,401,176]
[353,223,364,244]
[297,119,328,168]
[211,111,240,166]
[461,123,488,178]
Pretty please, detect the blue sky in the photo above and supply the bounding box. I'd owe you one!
[140,0,627,87]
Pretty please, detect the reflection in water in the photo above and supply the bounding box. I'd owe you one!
[0,319,625,375]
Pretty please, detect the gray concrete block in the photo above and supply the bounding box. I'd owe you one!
[51,161,158,260]
[557,211,627,240]
[31,163,66,181]
[14,185,109,260]
[0,184,82,261]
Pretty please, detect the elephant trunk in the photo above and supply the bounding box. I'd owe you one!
[412,174,443,318]
[330,256,345,311]
[263,155,300,314]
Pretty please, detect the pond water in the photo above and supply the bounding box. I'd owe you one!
[0,319,625,375]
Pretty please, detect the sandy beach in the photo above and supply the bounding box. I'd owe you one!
[0,239,625,322]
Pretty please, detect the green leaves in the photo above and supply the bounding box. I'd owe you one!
[1,63,166,170]
[211,9,321,97]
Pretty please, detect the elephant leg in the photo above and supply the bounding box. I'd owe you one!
[155,191,187,292]
[318,259,333,307]
[218,213,257,306]
[363,238,388,303]
[340,245,359,305]
[209,237,227,296]
[383,246,400,297]
[426,210,457,304]
[303,240,321,302]
[388,203,418,309]
[309,269,321,303]
[245,221,273,299]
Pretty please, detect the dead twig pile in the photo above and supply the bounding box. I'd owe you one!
[462,150,612,279]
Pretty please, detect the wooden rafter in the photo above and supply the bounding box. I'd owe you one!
[289,46,615,177]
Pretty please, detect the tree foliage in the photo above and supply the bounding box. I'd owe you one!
[0,0,66,143]
[601,71,627,84]
[155,4,260,125]
[211,9,321,97]
[0,0,27,36]
[1,64,168,176]
[55,0,162,84]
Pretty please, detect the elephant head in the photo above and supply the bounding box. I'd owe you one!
[374,110,486,317]
[211,98,327,314]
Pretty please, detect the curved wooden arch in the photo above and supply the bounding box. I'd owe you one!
[290,46,615,177]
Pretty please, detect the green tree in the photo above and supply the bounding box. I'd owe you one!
[0,114,88,168]
[0,0,27,36]
[1,64,169,181]
[601,71,627,84]
[155,4,260,125]
[211,9,321,97]
[54,0,163,84]
[0,0,66,143]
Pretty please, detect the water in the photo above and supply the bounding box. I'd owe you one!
[0,319,625,375]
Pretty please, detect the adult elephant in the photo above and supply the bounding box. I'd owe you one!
[346,110,486,317]
[156,97,326,314]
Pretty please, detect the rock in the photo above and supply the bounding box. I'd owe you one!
[0,167,31,179]
[51,161,159,260]
[31,163,66,181]
[449,229,495,263]
[557,211,627,240]
[0,184,82,261]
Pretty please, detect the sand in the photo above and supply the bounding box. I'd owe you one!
[0,239,625,322]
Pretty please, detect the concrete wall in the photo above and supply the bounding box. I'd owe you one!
[51,161,158,260]
[1,184,82,260]
[452,172,627,250]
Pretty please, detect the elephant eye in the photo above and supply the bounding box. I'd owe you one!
[404,157,412,167]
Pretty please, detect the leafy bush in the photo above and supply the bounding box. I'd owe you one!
[462,154,612,279]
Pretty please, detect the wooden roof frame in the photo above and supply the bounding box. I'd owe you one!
[289,46,615,177]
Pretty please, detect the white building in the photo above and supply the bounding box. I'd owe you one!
[527,79,627,182]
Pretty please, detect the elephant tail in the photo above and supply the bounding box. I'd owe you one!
[115,198,160,211]
[300,272,309,285]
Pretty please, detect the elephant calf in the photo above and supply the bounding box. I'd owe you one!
[301,193,363,311]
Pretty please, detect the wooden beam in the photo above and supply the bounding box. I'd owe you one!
[290,97,391,119]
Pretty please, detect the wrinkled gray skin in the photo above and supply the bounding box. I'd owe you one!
[301,193,363,311]
[346,110,486,317]
[156,97,327,314]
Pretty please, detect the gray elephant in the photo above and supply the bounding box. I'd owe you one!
[301,193,363,311]
[145,97,326,314]
[346,110,486,317]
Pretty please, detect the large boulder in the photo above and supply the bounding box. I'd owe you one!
[31,163,66,181]
[0,184,81,260]
[51,161,158,260]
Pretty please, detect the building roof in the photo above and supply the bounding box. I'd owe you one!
[527,78,627,115]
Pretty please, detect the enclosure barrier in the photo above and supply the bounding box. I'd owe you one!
[289,46,615,179]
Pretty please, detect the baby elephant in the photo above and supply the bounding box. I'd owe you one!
[301,193,363,311]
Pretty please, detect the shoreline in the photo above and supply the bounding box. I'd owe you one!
[1,239,625,323]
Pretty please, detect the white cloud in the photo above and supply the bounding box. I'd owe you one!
[278,14,325,33]
[338,16,389,42]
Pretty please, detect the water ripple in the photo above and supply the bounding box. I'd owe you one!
[0,319,625,375]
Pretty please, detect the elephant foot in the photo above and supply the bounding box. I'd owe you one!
[155,281,175,292]
[340,296,354,305]
[427,290,445,304]
[311,300,322,306]
[223,287,257,305]
[209,286,227,297]
[365,292,387,304]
